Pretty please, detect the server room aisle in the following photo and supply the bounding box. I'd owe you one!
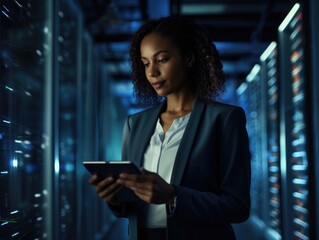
[1,1,318,240]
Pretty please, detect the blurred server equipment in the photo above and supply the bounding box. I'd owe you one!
[0,1,53,239]
[237,42,282,240]
[278,3,312,240]
[236,2,316,240]
[236,64,269,237]
[260,42,282,240]
[0,0,108,239]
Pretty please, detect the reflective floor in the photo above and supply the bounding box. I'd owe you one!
[102,218,265,240]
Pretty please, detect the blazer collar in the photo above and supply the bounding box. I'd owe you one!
[170,99,205,184]
[134,101,166,168]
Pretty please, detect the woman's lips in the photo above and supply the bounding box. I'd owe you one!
[152,81,165,89]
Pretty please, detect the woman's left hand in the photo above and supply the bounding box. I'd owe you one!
[116,168,175,205]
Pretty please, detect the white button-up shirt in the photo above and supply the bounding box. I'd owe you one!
[141,113,191,228]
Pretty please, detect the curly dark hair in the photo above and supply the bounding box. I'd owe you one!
[129,15,225,106]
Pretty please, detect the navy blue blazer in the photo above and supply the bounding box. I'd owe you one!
[113,99,251,240]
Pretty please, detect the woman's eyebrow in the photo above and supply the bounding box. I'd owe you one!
[141,50,170,60]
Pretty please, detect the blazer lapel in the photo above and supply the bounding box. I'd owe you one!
[134,102,165,167]
[170,99,205,185]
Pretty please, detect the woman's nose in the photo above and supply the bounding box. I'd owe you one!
[147,65,160,77]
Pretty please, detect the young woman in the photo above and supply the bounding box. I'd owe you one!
[90,15,251,240]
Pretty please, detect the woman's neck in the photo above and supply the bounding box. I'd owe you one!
[165,94,196,113]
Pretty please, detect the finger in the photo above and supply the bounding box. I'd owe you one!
[117,175,148,187]
[133,188,159,203]
[133,186,153,197]
[118,179,154,197]
[104,186,123,204]
[98,176,115,186]
[89,174,99,185]
[96,176,117,193]
[99,183,122,199]
[97,179,123,198]
[119,172,139,181]
[116,177,135,188]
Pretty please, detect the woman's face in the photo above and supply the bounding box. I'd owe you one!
[140,32,191,97]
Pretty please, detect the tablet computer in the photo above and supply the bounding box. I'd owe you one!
[83,161,141,202]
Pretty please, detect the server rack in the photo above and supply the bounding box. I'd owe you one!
[0,0,107,239]
[238,42,283,240]
[278,3,311,240]
[260,42,282,240]
[237,65,269,231]
[0,1,53,239]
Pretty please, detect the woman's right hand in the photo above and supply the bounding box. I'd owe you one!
[89,174,123,206]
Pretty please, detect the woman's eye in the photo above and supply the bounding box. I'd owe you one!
[158,58,168,63]
[143,63,149,67]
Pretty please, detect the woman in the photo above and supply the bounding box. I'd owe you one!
[90,15,251,240]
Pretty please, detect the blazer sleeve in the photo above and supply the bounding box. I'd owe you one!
[168,107,251,224]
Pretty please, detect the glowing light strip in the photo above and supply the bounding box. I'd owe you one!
[246,64,261,82]
[260,42,277,61]
[5,86,14,91]
[1,10,9,18]
[278,3,300,32]
[181,4,225,14]
[236,82,248,95]
[15,0,22,8]
[12,232,19,237]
